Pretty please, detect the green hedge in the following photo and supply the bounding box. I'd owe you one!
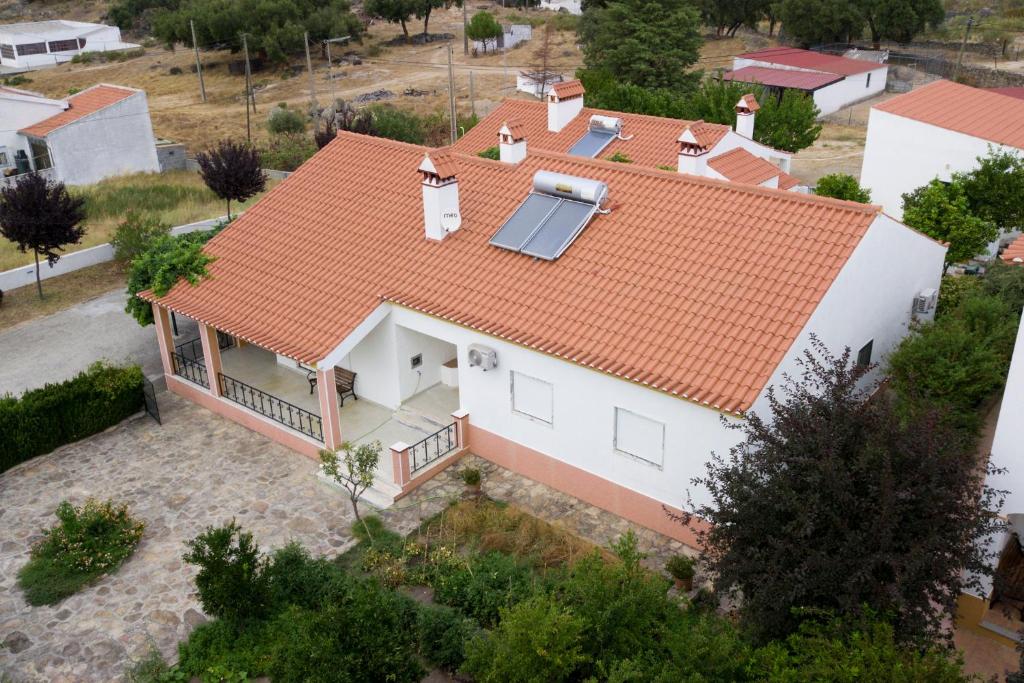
[0,362,144,472]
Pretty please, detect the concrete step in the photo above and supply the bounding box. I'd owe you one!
[314,466,402,510]
[980,620,1024,643]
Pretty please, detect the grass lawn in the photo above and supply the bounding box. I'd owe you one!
[0,261,126,332]
[0,170,275,271]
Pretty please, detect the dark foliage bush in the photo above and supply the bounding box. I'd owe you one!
[182,521,271,625]
[430,550,536,626]
[416,604,476,671]
[0,362,144,472]
[258,132,316,172]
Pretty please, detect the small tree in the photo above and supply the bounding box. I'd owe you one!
[365,0,415,39]
[182,520,271,625]
[466,11,502,53]
[902,179,998,265]
[111,210,171,262]
[956,148,1024,232]
[320,440,382,524]
[0,172,86,299]
[532,23,555,97]
[125,228,221,326]
[814,173,872,203]
[195,139,267,219]
[267,105,306,135]
[684,338,1004,645]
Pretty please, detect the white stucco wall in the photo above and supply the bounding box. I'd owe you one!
[45,90,160,186]
[0,23,129,68]
[750,213,946,417]
[709,129,792,171]
[860,108,1020,219]
[0,93,65,166]
[731,57,887,117]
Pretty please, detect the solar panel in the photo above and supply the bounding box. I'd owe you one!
[521,199,597,260]
[489,193,560,252]
[568,129,616,158]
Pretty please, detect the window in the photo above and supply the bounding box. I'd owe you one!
[16,42,47,56]
[510,371,553,424]
[857,340,874,368]
[0,44,14,60]
[47,39,81,53]
[29,138,52,171]
[614,408,665,468]
[866,73,872,88]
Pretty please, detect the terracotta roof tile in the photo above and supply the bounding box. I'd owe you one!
[988,87,1024,101]
[19,84,137,137]
[874,80,1024,150]
[739,93,761,111]
[708,147,781,186]
[738,46,882,76]
[725,66,844,91]
[551,79,585,99]
[455,99,733,170]
[501,119,526,140]
[422,151,459,179]
[1003,234,1024,264]
[777,171,801,190]
[146,132,879,413]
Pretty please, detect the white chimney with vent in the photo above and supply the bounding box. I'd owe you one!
[499,120,526,164]
[677,125,709,176]
[547,80,585,133]
[735,93,759,139]
[419,153,461,241]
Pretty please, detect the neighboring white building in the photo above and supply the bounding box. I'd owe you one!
[516,71,565,99]
[141,86,945,548]
[724,46,888,117]
[860,80,1024,220]
[539,0,582,15]
[471,24,531,54]
[1,83,159,187]
[0,20,138,70]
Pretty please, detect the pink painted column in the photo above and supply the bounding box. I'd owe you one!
[452,409,469,450]
[390,442,411,488]
[316,366,343,450]
[152,304,176,377]
[198,324,224,396]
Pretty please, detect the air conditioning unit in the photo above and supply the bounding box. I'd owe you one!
[913,288,938,318]
[468,344,498,371]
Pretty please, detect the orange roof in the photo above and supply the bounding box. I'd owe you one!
[1003,234,1024,264]
[777,171,801,190]
[551,79,585,99]
[19,84,137,137]
[455,99,732,170]
[874,80,1024,150]
[739,47,881,76]
[502,119,527,141]
[739,93,760,112]
[146,132,880,413]
[708,147,782,186]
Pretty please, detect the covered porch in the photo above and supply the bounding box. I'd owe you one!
[151,304,467,503]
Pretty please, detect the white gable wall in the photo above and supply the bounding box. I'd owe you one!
[861,108,1020,219]
[0,93,65,167]
[811,67,887,116]
[709,131,792,171]
[749,213,946,417]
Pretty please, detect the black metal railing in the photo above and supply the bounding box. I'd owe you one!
[175,332,235,362]
[171,351,209,388]
[410,421,459,473]
[217,372,323,442]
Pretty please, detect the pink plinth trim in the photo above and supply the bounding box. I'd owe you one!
[317,366,342,450]
[391,446,411,487]
[152,304,175,377]
[198,325,223,397]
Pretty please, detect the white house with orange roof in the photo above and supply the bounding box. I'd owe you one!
[861,80,1024,220]
[1,83,158,187]
[137,96,946,549]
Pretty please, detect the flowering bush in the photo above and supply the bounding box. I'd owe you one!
[18,498,145,605]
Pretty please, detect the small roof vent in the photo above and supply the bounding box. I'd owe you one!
[490,171,608,261]
[568,115,624,158]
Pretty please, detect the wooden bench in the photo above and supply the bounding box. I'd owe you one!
[307,367,358,406]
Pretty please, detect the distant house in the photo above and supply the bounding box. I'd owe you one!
[516,71,565,99]
[539,0,582,15]
[471,24,531,54]
[724,46,888,117]
[0,20,139,70]
[1,84,159,187]
[860,80,1024,219]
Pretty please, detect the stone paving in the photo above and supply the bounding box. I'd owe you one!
[0,391,690,681]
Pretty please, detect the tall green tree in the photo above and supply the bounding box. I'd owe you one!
[814,173,871,203]
[685,339,1003,645]
[777,0,864,46]
[700,0,771,37]
[855,0,944,47]
[0,172,86,299]
[466,11,503,52]
[956,149,1024,232]
[365,0,415,39]
[578,0,703,90]
[902,179,998,265]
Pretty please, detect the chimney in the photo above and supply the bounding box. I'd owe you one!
[498,120,526,164]
[735,93,759,139]
[547,79,585,133]
[418,153,461,241]
[677,123,709,176]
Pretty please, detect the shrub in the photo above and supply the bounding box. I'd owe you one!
[366,104,426,144]
[176,618,270,678]
[936,274,982,320]
[267,105,306,135]
[127,646,187,683]
[477,146,500,160]
[430,550,535,626]
[814,173,871,203]
[416,604,476,671]
[462,594,589,682]
[460,466,481,486]
[607,151,632,163]
[665,553,695,581]
[111,210,171,262]
[258,132,316,172]
[182,521,271,625]
[264,542,340,611]
[18,499,145,605]
[0,362,144,472]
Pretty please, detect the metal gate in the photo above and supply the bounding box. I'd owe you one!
[142,376,161,424]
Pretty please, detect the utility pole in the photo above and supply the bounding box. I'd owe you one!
[304,31,317,109]
[469,70,475,118]
[462,0,468,55]
[954,16,974,82]
[323,36,349,104]
[447,43,457,144]
[190,19,206,103]
[242,33,252,142]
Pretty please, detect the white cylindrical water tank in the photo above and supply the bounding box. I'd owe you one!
[533,170,609,204]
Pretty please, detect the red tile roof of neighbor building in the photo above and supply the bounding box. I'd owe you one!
[454,99,734,169]
[987,87,1024,100]
[19,84,136,137]
[738,47,883,76]
[1003,234,1024,264]
[724,65,844,91]
[707,147,800,189]
[875,80,1024,150]
[145,131,883,413]
[551,79,586,99]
